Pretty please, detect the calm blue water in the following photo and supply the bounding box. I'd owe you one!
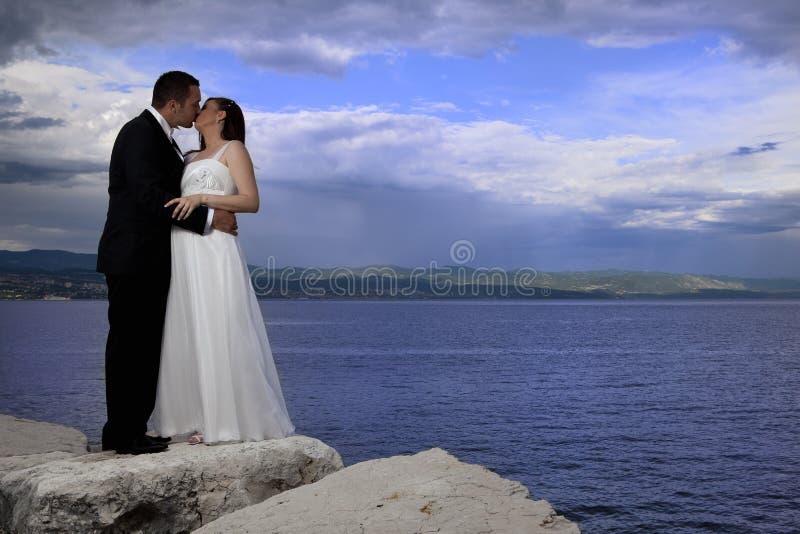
[1,300,798,533]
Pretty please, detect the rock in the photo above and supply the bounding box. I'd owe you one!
[0,435,343,533]
[195,447,580,534]
[0,415,88,476]
[0,452,79,479]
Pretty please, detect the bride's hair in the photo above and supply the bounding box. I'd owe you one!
[199,97,245,150]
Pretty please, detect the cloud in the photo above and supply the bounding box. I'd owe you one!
[241,103,800,239]
[0,116,65,130]
[604,189,800,235]
[0,3,43,64]
[237,181,800,277]
[225,35,358,76]
[0,90,23,107]
[410,100,462,113]
[2,58,798,234]
[2,1,800,75]
[1,54,799,275]
[696,191,800,234]
[0,160,105,184]
[731,142,779,156]
[0,60,150,181]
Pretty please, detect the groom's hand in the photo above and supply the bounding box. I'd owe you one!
[212,210,238,235]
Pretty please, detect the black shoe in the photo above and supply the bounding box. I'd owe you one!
[115,436,168,455]
[105,434,171,451]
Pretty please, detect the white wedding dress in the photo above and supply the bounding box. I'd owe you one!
[150,142,295,443]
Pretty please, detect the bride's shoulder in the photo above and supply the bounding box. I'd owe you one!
[223,140,250,160]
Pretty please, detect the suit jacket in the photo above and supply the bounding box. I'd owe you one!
[97,110,208,275]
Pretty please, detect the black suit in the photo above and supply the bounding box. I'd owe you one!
[97,110,208,449]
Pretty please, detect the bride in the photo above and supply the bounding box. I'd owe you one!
[150,97,295,444]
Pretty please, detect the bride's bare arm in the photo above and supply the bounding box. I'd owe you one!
[202,142,259,213]
[165,141,260,219]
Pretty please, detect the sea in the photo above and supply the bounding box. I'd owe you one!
[0,299,798,533]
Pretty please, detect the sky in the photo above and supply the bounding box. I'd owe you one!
[0,0,799,276]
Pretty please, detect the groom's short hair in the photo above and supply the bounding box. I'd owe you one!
[152,71,200,108]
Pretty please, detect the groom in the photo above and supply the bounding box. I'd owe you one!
[97,71,237,455]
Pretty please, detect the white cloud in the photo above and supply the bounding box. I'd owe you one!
[1,56,799,266]
[242,102,797,237]
[0,60,150,172]
[705,37,744,57]
[410,100,462,113]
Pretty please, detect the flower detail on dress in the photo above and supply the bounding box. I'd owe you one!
[184,166,223,195]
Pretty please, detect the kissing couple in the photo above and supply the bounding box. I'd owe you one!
[97,71,295,455]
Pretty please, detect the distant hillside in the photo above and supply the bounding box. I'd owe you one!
[2,249,800,300]
[533,269,747,295]
[0,249,97,272]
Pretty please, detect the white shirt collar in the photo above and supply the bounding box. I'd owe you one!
[146,105,174,140]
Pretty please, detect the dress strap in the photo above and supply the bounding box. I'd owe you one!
[211,141,233,161]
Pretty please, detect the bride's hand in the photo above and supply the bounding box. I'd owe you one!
[165,194,204,220]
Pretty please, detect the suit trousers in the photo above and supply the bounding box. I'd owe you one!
[102,273,170,449]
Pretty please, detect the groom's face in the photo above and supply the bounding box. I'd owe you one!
[174,85,202,128]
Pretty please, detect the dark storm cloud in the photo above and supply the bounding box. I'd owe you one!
[600,188,800,235]
[240,181,800,277]
[0,117,65,130]
[0,160,105,184]
[0,90,25,122]
[15,117,65,129]
[1,165,797,275]
[0,90,23,107]
[731,142,779,156]
[601,189,741,212]
[697,191,800,234]
[1,1,799,73]
[0,3,44,64]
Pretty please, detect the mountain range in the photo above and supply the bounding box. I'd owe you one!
[2,249,800,300]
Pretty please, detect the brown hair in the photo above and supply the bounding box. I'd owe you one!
[151,71,199,108]
[199,97,245,150]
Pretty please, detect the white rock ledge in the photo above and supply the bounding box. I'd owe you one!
[0,415,88,477]
[0,415,579,533]
[0,435,343,533]
[195,447,580,534]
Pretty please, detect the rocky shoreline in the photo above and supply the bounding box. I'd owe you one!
[0,415,579,533]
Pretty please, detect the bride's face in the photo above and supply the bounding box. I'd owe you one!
[195,100,225,131]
